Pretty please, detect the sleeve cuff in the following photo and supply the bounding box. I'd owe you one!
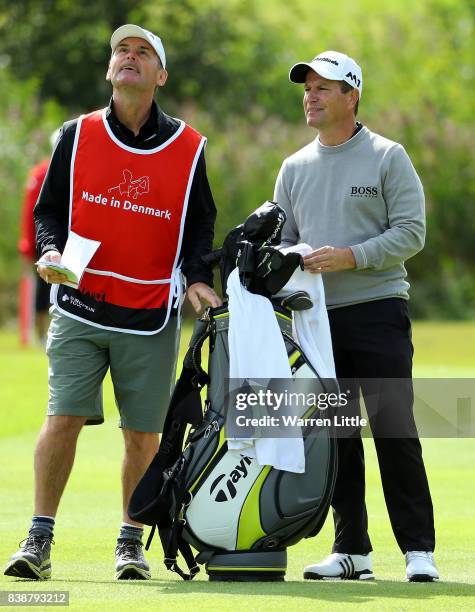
[184,268,214,288]
[350,244,368,270]
[40,244,60,257]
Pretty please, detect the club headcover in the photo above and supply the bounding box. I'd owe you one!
[216,200,303,298]
[241,246,304,297]
[242,200,286,245]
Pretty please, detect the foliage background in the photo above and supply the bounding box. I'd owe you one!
[0,0,474,319]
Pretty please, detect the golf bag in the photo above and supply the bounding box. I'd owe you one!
[129,202,338,581]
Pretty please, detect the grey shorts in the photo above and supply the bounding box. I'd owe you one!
[46,310,180,433]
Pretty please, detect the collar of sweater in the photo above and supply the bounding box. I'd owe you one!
[315,124,368,154]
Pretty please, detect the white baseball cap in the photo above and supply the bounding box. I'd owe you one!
[110,24,166,69]
[289,50,362,96]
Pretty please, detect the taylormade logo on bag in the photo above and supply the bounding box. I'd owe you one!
[210,456,253,502]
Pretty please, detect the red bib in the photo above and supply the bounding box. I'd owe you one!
[68,109,204,320]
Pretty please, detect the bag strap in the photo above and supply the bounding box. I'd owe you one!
[156,313,213,468]
[134,313,215,563]
[159,485,200,581]
[160,526,200,580]
[183,312,213,387]
[145,458,200,580]
[128,313,214,525]
[144,524,156,551]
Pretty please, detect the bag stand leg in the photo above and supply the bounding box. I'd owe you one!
[204,550,287,582]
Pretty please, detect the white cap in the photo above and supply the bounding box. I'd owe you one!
[110,24,166,69]
[289,50,362,96]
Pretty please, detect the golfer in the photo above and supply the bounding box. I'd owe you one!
[274,51,438,581]
[5,24,220,581]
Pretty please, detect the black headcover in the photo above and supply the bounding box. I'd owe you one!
[242,200,286,244]
[216,201,303,298]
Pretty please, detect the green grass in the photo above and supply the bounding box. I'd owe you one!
[1,322,474,611]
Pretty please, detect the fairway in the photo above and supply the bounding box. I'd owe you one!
[1,322,474,611]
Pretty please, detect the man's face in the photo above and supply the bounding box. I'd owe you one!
[106,37,167,93]
[303,71,356,129]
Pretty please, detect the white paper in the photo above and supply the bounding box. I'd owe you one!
[61,231,101,280]
[37,231,101,288]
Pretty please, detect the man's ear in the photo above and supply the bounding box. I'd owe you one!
[349,89,359,112]
[106,53,114,81]
[156,68,168,88]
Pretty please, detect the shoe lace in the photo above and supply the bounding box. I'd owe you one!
[19,534,54,554]
[116,539,142,560]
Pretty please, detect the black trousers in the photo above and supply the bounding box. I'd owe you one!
[327,298,435,554]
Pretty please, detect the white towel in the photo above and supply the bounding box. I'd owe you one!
[277,244,336,380]
[226,268,305,473]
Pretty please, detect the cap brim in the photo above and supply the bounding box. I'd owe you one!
[289,60,344,84]
[111,24,149,51]
[289,63,315,83]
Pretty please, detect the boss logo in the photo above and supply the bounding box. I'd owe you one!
[350,186,378,198]
[345,71,361,87]
[209,456,253,502]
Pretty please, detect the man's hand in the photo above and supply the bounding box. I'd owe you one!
[37,250,68,284]
[303,246,356,273]
[186,282,222,314]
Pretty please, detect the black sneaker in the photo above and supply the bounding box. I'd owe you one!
[115,539,151,580]
[4,534,53,580]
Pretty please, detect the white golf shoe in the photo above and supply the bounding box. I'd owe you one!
[405,551,439,582]
[304,552,374,580]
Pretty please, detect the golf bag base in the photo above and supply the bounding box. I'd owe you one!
[203,549,287,582]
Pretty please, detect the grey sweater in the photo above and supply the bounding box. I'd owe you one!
[273,126,425,308]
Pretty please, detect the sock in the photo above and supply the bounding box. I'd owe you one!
[118,522,143,543]
[30,515,55,538]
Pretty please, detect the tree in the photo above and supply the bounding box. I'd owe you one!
[0,0,142,112]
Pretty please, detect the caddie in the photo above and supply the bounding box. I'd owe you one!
[5,24,221,581]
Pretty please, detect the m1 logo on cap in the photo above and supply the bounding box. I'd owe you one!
[346,71,361,87]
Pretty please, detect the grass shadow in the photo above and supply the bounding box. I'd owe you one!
[44,577,475,604]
